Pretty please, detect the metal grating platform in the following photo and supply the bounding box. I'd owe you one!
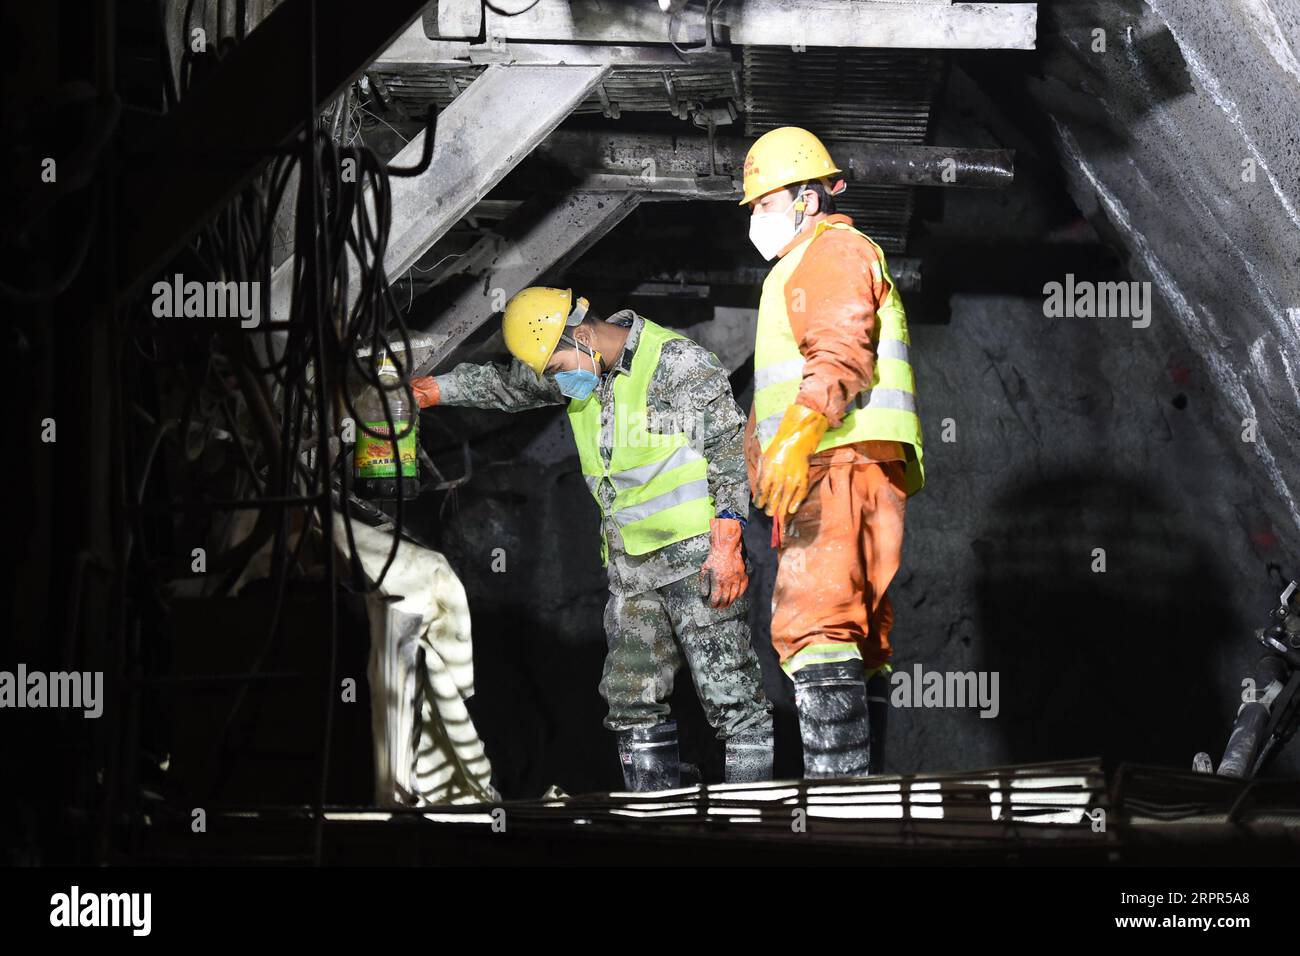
[122,760,1300,864]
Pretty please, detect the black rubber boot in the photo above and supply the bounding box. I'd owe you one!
[865,670,890,775]
[723,719,775,783]
[793,660,872,778]
[616,721,681,791]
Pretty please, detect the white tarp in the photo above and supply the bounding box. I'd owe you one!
[334,518,497,806]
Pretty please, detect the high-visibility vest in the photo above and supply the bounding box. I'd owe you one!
[753,220,925,495]
[567,320,715,561]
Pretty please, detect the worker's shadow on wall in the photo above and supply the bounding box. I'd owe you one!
[971,470,1233,768]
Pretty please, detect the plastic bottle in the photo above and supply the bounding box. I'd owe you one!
[352,354,420,500]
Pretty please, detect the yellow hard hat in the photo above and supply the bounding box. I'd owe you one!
[501,286,590,377]
[739,126,843,205]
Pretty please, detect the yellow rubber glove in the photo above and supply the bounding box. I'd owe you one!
[754,403,829,518]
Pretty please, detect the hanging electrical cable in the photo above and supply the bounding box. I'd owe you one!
[125,24,438,614]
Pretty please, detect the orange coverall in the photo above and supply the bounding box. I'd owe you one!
[745,213,910,675]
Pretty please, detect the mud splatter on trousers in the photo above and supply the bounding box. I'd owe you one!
[771,459,908,673]
[599,570,771,737]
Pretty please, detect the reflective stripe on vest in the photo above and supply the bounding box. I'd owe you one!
[752,220,925,495]
[567,320,715,559]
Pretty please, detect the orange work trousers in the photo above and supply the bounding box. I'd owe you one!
[770,458,908,674]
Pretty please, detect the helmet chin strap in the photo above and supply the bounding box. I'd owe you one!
[580,340,603,376]
[791,181,809,230]
[560,332,603,375]
[561,296,603,373]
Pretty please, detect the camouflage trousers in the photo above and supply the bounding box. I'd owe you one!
[599,570,772,738]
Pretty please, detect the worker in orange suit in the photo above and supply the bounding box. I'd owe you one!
[739,127,925,778]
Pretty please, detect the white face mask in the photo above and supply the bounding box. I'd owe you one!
[747,190,802,261]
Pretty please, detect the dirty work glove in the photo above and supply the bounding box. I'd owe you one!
[412,376,441,408]
[754,403,829,518]
[698,518,748,609]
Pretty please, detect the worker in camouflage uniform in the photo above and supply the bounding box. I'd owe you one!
[411,287,773,790]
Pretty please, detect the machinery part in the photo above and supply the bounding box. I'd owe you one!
[616,721,681,791]
[1217,656,1287,779]
[539,130,1016,191]
[269,64,612,324]
[463,1,1038,51]
[794,660,872,779]
[410,191,641,379]
[724,722,774,784]
[375,64,609,301]
[1216,579,1300,779]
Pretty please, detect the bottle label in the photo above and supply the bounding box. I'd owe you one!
[355,421,417,478]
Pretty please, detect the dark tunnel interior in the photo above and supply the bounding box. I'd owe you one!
[4,0,1300,873]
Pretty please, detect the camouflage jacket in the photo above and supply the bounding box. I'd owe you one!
[435,310,748,595]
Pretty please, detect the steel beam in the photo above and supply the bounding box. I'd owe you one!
[570,171,740,200]
[439,0,1037,51]
[117,0,428,301]
[600,261,923,295]
[410,191,643,375]
[375,19,734,69]
[382,64,611,283]
[269,63,611,321]
[373,18,471,69]
[721,0,1038,50]
[537,130,1014,194]
[434,0,482,40]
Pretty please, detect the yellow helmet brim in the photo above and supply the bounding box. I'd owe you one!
[501,287,592,378]
[739,126,843,205]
